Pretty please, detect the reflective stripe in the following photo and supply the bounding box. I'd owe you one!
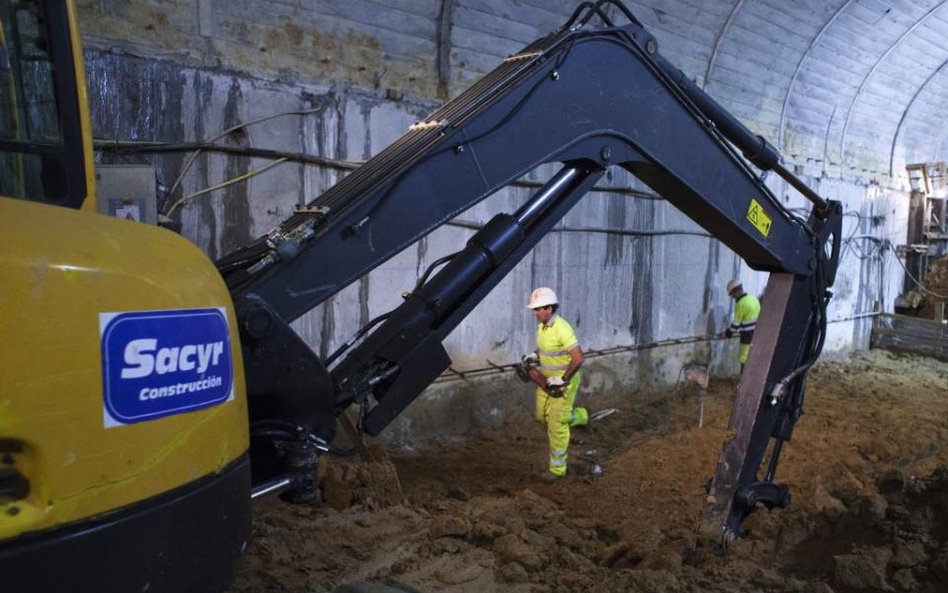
[739,342,752,364]
[551,449,567,456]
[540,363,570,371]
[538,316,579,379]
[733,294,760,326]
[550,457,567,467]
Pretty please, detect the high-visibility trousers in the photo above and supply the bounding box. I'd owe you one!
[739,343,751,364]
[535,373,587,476]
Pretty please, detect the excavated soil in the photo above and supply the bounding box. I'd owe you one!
[918,255,948,320]
[230,349,948,593]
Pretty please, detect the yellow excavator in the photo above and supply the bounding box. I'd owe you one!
[1,1,842,591]
[0,1,250,591]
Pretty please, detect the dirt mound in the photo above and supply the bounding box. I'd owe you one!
[918,255,948,319]
[780,465,948,592]
[230,349,948,593]
[925,256,948,298]
[320,444,404,510]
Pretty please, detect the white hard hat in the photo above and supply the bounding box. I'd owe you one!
[527,287,558,309]
[726,279,742,293]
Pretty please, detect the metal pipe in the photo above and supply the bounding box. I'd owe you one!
[329,165,597,405]
[652,54,829,215]
[764,439,783,482]
[772,163,829,215]
[250,476,294,500]
[515,167,582,228]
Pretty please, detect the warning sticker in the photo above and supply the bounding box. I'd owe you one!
[746,199,773,237]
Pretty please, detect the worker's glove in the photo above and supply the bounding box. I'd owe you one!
[515,353,538,383]
[545,376,566,398]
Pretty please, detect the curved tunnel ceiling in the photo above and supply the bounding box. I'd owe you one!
[566,0,948,183]
[81,0,948,185]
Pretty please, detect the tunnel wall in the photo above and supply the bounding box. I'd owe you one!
[78,1,907,443]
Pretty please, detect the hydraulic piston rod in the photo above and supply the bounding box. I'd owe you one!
[330,165,601,432]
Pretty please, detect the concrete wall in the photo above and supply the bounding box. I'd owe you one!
[78,0,908,444]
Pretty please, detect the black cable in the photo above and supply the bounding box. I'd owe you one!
[328,400,371,458]
[839,217,865,260]
[514,177,663,199]
[789,207,869,220]
[249,418,364,458]
[326,442,364,458]
[353,36,580,229]
[325,247,461,371]
[216,254,264,274]
[325,312,394,367]
[251,428,297,441]
[844,236,886,260]
[602,0,643,26]
[250,419,305,434]
[775,245,829,393]
[577,4,615,28]
[446,218,711,238]
[580,0,644,29]
[415,249,462,290]
[563,2,614,30]
[94,139,360,173]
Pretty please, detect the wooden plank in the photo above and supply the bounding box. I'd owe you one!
[871,313,948,361]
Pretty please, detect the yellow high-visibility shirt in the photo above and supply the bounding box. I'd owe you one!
[536,315,578,378]
[730,293,761,364]
[730,294,761,342]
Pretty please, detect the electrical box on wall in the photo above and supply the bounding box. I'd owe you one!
[95,165,157,224]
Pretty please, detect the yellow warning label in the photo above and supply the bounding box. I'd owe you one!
[746,198,772,237]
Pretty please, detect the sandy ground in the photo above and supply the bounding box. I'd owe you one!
[230,349,948,593]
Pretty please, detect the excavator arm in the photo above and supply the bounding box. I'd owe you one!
[219,1,842,539]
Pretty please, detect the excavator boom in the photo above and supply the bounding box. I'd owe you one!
[221,2,842,540]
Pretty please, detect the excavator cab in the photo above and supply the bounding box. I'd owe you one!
[0,0,87,208]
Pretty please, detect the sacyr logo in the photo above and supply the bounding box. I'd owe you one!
[120,339,224,379]
[100,308,234,427]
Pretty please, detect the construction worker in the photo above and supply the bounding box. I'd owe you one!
[722,279,761,374]
[522,287,589,482]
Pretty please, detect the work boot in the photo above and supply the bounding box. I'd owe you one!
[539,471,562,484]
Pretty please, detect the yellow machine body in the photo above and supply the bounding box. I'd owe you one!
[0,2,253,591]
[0,197,250,536]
